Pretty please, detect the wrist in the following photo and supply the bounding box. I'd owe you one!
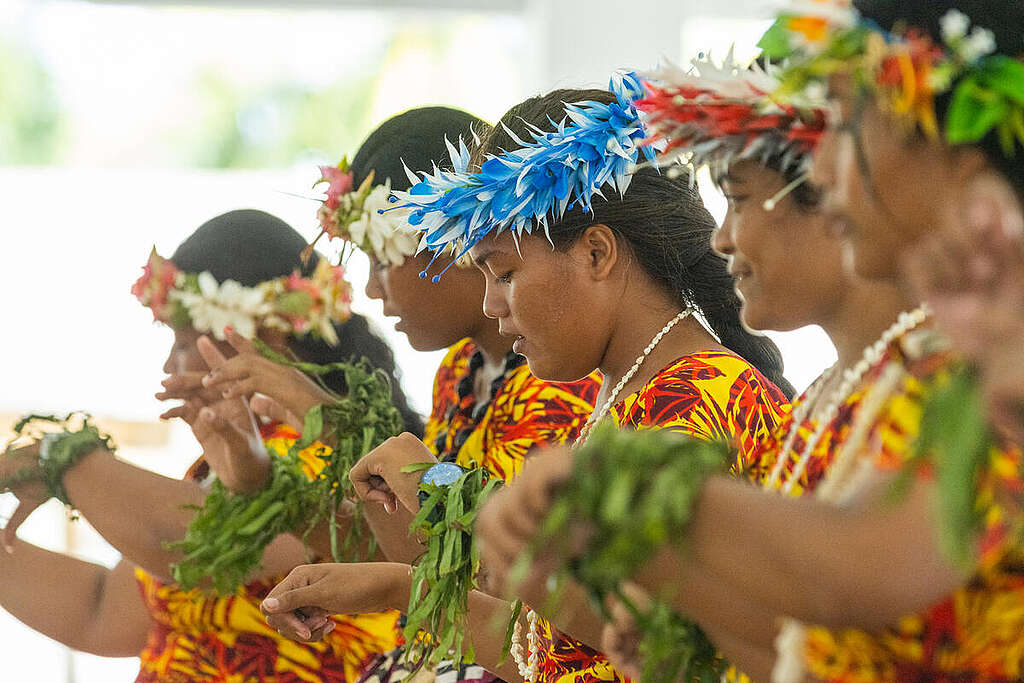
[385,562,414,611]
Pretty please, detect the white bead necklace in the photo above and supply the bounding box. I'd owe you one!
[512,308,692,682]
[575,309,692,447]
[769,306,930,683]
[763,306,931,496]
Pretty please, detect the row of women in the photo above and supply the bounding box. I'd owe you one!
[3,0,1023,681]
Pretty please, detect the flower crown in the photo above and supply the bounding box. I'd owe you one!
[387,72,657,280]
[311,157,421,267]
[762,2,1024,154]
[637,52,828,189]
[131,249,353,344]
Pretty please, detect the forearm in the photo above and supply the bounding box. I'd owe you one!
[0,547,150,656]
[361,502,423,564]
[462,590,526,683]
[640,476,962,631]
[62,447,206,581]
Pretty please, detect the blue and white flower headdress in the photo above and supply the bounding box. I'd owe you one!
[387,71,657,281]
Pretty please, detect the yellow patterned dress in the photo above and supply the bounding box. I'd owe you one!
[777,335,1024,683]
[530,351,790,683]
[423,338,601,478]
[357,338,601,683]
[135,424,401,683]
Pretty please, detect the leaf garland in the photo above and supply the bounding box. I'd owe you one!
[402,465,503,670]
[168,453,322,594]
[1,413,116,509]
[520,422,733,683]
[169,343,403,592]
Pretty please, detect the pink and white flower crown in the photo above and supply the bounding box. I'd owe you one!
[131,249,353,344]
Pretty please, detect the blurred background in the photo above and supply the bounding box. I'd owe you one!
[0,0,834,679]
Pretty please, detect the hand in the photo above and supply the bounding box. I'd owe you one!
[156,371,224,424]
[349,433,437,514]
[0,442,49,552]
[475,445,574,599]
[260,562,410,641]
[600,583,651,681]
[200,327,333,431]
[902,193,1024,441]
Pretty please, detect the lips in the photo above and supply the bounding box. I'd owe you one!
[511,336,526,355]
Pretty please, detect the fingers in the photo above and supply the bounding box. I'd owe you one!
[196,335,229,373]
[196,407,253,455]
[224,326,259,356]
[2,488,46,553]
[250,395,304,431]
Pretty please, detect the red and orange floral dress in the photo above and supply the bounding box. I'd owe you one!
[530,350,789,683]
[762,334,1024,683]
[135,424,401,683]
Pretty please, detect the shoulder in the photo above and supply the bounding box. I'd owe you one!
[494,364,601,416]
[615,352,788,444]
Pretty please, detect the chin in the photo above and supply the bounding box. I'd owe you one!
[523,355,594,383]
[402,329,451,353]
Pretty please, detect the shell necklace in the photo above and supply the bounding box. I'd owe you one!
[763,305,931,496]
[769,306,930,683]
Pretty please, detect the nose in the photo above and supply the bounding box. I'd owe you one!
[481,280,509,321]
[163,350,181,375]
[712,215,736,258]
[365,268,385,302]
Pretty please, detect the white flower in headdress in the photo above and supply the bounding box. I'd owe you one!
[348,182,421,266]
[940,9,971,42]
[172,272,272,340]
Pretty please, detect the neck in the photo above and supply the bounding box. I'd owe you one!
[820,282,916,371]
[597,296,725,407]
[471,320,514,370]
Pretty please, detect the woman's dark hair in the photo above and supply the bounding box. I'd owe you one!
[478,91,796,398]
[854,0,1024,198]
[350,106,488,193]
[170,209,424,436]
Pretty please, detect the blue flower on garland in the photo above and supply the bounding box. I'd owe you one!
[388,71,657,281]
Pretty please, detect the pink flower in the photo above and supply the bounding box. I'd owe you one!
[131,249,180,321]
[319,165,354,210]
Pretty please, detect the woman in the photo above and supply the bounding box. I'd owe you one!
[482,4,1024,682]
[226,106,602,683]
[262,75,793,682]
[0,209,415,681]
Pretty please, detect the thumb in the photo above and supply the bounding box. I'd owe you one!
[196,335,228,372]
[225,326,258,356]
[3,497,39,553]
[199,407,254,455]
[262,583,327,615]
[250,394,303,431]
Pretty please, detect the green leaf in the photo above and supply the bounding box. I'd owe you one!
[947,77,1011,144]
[756,19,792,60]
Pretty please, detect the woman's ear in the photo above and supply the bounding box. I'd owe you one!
[571,224,619,282]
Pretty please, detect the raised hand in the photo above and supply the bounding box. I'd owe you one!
[348,433,437,514]
[902,193,1024,441]
[0,442,50,552]
[201,327,334,431]
[260,562,410,641]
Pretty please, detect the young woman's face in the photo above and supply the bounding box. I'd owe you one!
[470,230,610,382]
[812,77,959,281]
[713,161,846,332]
[364,252,488,352]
